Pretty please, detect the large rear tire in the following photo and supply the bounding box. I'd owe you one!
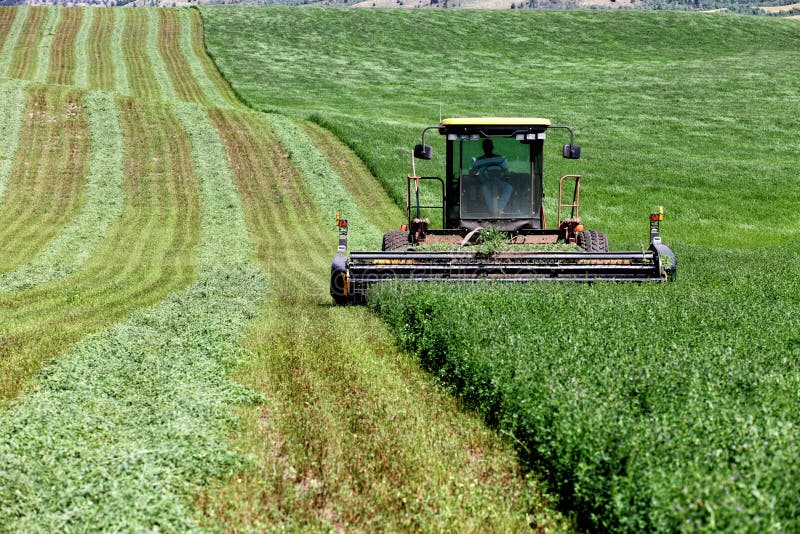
[577,229,609,253]
[382,230,410,251]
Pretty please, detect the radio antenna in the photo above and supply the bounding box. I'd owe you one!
[439,77,443,123]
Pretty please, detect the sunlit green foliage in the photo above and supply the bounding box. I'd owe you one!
[370,250,800,531]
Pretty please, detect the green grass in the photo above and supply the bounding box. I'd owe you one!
[201,6,800,530]
[201,7,800,248]
[0,6,558,530]
[0,101,267,530]
[195,108,567,530]
[0,90,124,292]
[369,253,800,530]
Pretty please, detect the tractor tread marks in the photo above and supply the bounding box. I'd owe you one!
[577,229,609,253]
[382,230,410,251]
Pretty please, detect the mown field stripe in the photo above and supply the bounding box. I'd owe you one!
[0,80,27,201]
[47,7,82,86]
[187,9,241,108]
[0,7,18,53]
[7,6,47,80]
[33,6,60,83]
[266,113,382,250]
[0,6,25,77]
[72,7,91,88]
[300,120,404,235]
[147,8,177,101]
[109,7,128,94]
[0,91,124,293]
[0,96,200,405]
[0,101,265,531]
[194,108,562,531]
[158,9,207,105]
[0,85,88,274]
[87,8,114,91]
[121,8,158,99]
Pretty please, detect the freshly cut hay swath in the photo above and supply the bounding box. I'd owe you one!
[7,6,47,80]
[47,7,83,86]
[32,6,59,83]
[71,7,91,88]
[266,113,381,251]
[186,9,240,108]
[0,102,265,532]
[0,80,27,200]
[87,8,114,90]
[0,85,88,274]
[0,6,24,76]
[180,9,238,109]
[0,7,18,53]
[109,7,128,94]
[0,98,200,405]
[0,90,124,293]
[146,8,176,100]
[194,108,560,531]
[158,9,208,105]
[300,120,403,234]
[121,8,159,99]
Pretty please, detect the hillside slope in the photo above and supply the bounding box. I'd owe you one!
[202,6,800,530]
[0,6,563,530]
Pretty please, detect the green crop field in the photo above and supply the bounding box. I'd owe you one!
[0,5,567,531]
[0,3,796,531]
[201,6,800,531]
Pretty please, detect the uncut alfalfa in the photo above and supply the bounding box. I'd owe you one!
[369,247,800,531]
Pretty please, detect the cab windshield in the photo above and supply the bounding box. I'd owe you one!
[455,137,541,220]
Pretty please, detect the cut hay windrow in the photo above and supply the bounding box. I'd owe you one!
[121,8,159,99]
[0,7,18,53]
[87,8,115,91]
[33,6,59,83]
[265,113,382,251]
[159,9,207,105]
[0,85,88,274]
[197,108,556,531]
[0,102,266,531]
[47,7,83,86]
[0,97,200,405]
[109,7,128,94]
[300,120,403,234]
[147,8,177,101]
[0,80,27,201]
[186,9,241,109]
[0,6,25,77]
[7,6,47,80]
[0,91,124,293]
[72,7,91,89]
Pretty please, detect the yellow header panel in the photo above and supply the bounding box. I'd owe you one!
[440,117,551,127]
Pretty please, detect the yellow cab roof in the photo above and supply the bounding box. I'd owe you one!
[440,117,551,127]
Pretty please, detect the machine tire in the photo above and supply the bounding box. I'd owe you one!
[577,229,609,253]
[382,230,410,251]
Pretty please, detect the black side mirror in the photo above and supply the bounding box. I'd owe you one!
[414,144,433,160]
[563,144,581,159]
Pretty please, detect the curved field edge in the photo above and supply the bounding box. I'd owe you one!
[0,90,124,293]
[369,254,800,532]
[0,102,266,530]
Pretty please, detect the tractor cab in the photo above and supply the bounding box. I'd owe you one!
[410,117,582,239]
[439,118,554,232]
